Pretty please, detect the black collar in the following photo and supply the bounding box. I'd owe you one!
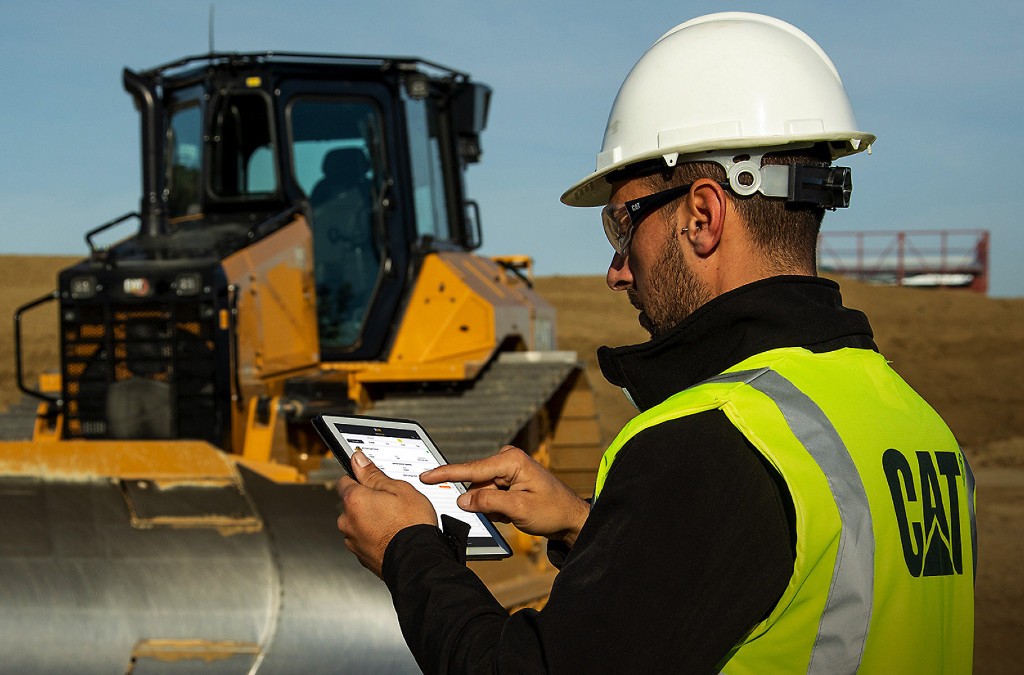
[597,276,877,412]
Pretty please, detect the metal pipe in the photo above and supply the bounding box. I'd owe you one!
[13,291,60,405]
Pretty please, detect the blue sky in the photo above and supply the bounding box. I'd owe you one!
[2,1,1022,296]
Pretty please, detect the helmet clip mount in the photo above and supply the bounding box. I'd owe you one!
[685,145,853,210]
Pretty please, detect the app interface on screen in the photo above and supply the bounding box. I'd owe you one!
[335,423,489,538]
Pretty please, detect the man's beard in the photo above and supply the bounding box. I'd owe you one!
[627,242,713,338]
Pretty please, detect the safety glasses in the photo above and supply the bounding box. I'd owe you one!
[601,182,695,256]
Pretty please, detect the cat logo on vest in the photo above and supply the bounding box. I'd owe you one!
[882,449,967,577]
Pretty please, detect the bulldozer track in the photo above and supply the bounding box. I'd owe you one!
[366,352,579,463]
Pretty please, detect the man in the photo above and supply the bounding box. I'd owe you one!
[337,12,976,673]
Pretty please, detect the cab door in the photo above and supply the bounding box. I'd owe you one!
[280,80,408,360]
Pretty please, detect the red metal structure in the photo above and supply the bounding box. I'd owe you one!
[817,229,990,293]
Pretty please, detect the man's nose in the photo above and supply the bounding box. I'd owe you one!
[606,252,633,291]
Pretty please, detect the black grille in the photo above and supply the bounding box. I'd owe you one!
[61,300,223,444]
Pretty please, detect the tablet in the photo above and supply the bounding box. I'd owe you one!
[313,413,512,560]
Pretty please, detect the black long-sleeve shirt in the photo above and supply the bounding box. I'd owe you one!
[382,276,877,673]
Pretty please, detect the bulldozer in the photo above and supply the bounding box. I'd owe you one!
[2,52,603,673]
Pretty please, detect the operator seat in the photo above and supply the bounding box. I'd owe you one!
[310,148,370,208]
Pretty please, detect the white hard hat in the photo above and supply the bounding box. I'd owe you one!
[561,12,876,207]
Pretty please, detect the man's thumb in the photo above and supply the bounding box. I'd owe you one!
[351,450,386,487]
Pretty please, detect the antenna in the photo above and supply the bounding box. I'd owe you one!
[208,4,215,54]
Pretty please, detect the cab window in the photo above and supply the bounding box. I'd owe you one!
[167,103,202,218]
[406,96,452,242]
[210,92,277,198]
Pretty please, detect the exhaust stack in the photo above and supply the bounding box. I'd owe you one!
[122,68,165,238]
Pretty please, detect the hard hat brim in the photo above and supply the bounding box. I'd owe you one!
[560,132,876,208]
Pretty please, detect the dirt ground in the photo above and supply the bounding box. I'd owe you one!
[1,256,1021,671]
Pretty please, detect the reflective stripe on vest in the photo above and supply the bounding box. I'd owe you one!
[709,368,873,674]
[593,348,976,674]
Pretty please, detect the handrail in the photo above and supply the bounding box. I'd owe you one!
[493,255,534,288]
[84,211,140,257]
[140,51,469,82]
[817,229,989,292]
[246,205,303,242]
[13,291,61,405]
[465,199,483,251]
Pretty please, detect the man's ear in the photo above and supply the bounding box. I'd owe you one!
[684,178,727,256]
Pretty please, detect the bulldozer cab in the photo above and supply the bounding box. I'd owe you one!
[14,53,498,449]
[142,52,489,359]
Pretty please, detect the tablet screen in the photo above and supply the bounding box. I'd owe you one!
[314,415,512,559]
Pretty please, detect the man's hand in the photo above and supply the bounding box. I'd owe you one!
[336,450,438,578]
[421,446,590,547]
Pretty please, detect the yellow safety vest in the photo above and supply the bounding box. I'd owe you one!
[595,347,976,674]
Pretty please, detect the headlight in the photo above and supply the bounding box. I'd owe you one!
[70,276,98,300]
[174,272,202,296]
